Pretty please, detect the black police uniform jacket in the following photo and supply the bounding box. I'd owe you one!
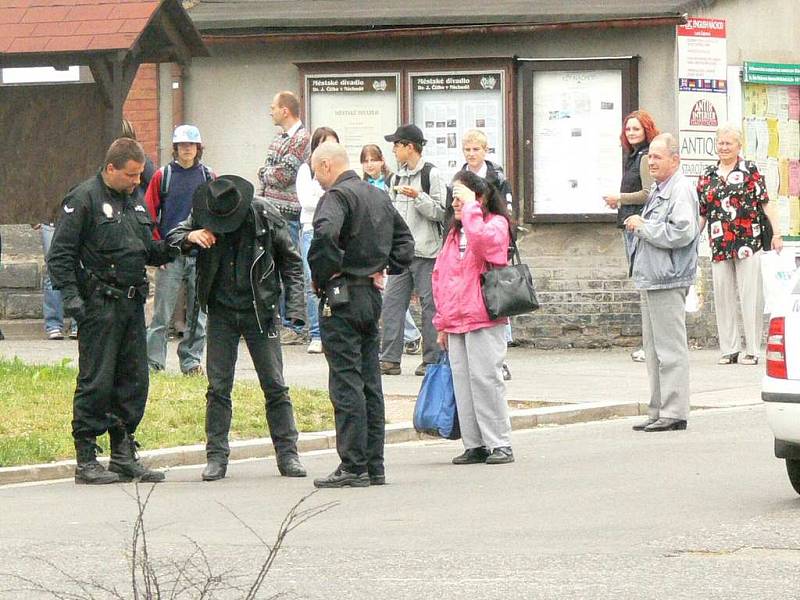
[308,170,414,289]
[167,198,305,333]
[48,170,177,307]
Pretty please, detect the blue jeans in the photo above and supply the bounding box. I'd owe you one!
[403,309,420,343]
[280,220,303,333]
[41,224,65,332]
[301,228,320,340]
[146,256,206,373]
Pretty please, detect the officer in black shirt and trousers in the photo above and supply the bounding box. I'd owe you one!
[48,138,178,485]
[167,175,307,482]
[308,142,414,488]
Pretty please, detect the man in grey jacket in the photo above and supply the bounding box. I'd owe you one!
[379,124,447,376]
[625,133,700,432]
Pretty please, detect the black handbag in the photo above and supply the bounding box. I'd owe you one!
[760,206,773,251]
[480,236,539,320]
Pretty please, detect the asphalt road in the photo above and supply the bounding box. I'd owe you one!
[1,405,799,599]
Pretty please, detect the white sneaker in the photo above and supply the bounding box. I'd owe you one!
[47,329,64,340]
[307,339,323,354]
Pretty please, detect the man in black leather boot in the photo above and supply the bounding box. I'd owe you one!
[48,138,178,486]
[108,427,165,483]
[168,175,307,482]
[308,142,413,489]
[74,438,119,485]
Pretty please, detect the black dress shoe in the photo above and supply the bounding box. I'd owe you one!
[313,468,370,488]
[369,473,386,485]
[202,461,227,481]
[277,456,307,478]
[632,418,658,431]
[485,446,515,464]
[452,447,490,465]
[644,418,687,432]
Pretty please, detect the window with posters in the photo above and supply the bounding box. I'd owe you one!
[409,71,505,183]
[741,61,800,241]
[519,58,638,222]
[304,73,401,175]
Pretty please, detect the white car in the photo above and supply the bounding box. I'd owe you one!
[763,276,800,495]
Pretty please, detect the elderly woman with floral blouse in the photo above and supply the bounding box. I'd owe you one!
[696,123,783,366]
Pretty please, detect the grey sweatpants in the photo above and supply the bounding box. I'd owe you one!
[448,324,511,450]
[641,287,690,421]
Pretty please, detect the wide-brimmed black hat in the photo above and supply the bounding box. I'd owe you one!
[384,124,426,146]
[192,175,253,234]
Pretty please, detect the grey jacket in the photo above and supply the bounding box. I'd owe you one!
[630,170,700,290]
[390,159,446,258]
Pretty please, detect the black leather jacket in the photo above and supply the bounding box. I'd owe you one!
[167,197,305,333]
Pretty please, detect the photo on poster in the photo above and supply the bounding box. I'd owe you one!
[436,121,446,128]
[447,133,457,148]
[425,121,434,128]
[446,119,457,128]
[448,160,457,168]
[476,118,486,127]
[436,136,446,145]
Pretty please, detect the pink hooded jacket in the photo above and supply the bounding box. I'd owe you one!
[432,202,510,334]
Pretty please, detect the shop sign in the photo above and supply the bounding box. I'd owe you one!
[308,76,396,94]
[743,62,800,86]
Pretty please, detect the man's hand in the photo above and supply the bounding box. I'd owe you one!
[603,195,619,209]
[370,271,385,291]
[437,331,448,351]
[187,228,217,249]
[63,296,86,324]
[624,215,644,232]
[772,234,784,253]
[398,185,419,199]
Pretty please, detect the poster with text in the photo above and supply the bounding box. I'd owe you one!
[306,74,400,176]
[410,72,505,182]
[531,69,622,216]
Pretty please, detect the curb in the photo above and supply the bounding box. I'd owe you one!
[0,400,643,486]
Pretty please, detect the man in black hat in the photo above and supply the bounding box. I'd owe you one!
[308,142,414,488]
[167,175,307,481]
[48,137,178,485]
[380,124,446,377]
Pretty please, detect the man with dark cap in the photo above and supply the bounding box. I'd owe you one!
[308,141,414,488]
[379,124,446,377]
[167,175,307,481]
[48,137,178,485]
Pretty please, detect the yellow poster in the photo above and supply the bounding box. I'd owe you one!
[767,117,780,158]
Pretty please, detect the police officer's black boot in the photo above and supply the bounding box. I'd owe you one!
[108,428,165,483]
[74,437,120,485]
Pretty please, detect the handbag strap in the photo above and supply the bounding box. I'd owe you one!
[437,351,449,365]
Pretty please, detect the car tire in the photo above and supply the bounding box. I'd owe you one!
[786,459,800,495]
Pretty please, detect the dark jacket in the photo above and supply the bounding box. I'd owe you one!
[167,197,305,333]
[48,171,176,304]
[308,170,414,289]
[460,160,513,202]
[617,143,650,228]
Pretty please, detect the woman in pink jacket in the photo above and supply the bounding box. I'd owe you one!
[432,170,513,465]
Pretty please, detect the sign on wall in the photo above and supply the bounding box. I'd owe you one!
[530,69,622,217]
[305,73,400,173]
[409,71,505,182]
[677,17,728,181]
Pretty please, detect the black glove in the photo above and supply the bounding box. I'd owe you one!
[63,296,86,324]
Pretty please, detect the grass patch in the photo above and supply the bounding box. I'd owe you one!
[0,357,334,468]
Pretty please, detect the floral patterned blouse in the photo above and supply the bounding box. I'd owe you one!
[696,159,770,262]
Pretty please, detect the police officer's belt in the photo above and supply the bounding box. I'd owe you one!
[92,277,148,300]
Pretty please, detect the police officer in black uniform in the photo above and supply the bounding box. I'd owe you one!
[48,138,178,485]
[308,142,414,488]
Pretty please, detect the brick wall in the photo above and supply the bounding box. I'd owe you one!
[123,63,159,163]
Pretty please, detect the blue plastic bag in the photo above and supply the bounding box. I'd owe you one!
[413,352,461,440]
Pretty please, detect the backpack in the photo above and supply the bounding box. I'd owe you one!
[393,162,434,196]
[159,163,213,196]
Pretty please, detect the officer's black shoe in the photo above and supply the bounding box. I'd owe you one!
[74,438,119,485]
[452,447,490,465]
[202,461,227,481]
[0,328,4,340]
[313,468,370,488]
[369,473,387,486]
[277,456,307,478]
[108,428,165,483]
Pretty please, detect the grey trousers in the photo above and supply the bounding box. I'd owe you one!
[380,257,439,365]
[711,252,764,357]
[448,324,511,450]
[641,287,690,421]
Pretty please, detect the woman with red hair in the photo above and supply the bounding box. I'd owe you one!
[604,109,660,362]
